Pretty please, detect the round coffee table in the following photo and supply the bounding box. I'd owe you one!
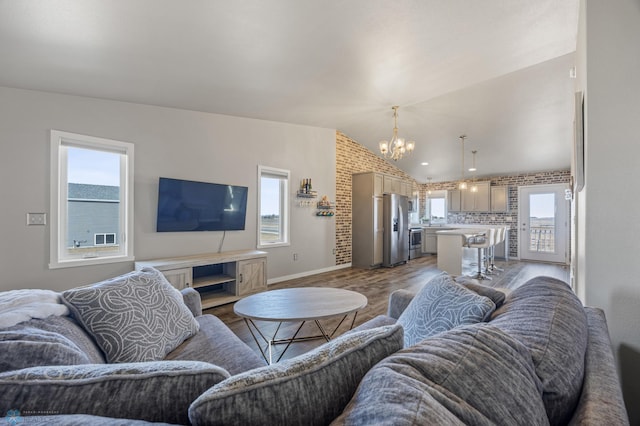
[234,287,368,364]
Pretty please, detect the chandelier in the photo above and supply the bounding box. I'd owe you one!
[379,106,415,161]
[458,135,468,190]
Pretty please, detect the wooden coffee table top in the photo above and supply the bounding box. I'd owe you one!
[233,287,368,322]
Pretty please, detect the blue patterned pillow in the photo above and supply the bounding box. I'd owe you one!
[61,267,200,363]
[397,273,496,348]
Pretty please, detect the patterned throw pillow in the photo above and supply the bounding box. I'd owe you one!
[61,267,200,363]
[397,273,496,348]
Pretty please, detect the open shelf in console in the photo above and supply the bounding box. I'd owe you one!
[135,249,268,309]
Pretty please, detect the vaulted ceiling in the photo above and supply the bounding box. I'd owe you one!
[0,0,579,182]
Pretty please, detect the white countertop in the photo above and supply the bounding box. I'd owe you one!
[411,224,510,230]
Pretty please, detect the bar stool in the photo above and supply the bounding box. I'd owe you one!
[467,229,495,281]
[488,227,506,273]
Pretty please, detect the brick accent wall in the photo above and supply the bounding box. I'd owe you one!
[335,131,417,265]
[335,130,570,262]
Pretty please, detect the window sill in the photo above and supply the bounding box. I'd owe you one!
[257,242,290,249]
[49,255,135,269]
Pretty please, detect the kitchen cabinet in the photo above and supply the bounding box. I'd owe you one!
[353,172,414,268]
[461,181,490,212]
[491,186,509,212]
[383,175,401,194]
[448,190,461,212]
[422,228,438,253]
[352,173,386,268]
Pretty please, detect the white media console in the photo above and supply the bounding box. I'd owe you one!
[135,249,267,309]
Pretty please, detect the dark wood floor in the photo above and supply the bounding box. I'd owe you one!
[205,253,569,362]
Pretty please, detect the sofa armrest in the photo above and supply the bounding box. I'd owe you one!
[568,307,629,425]
[387,289,417,320]
[0,361,229,425]
[181,287,202,317]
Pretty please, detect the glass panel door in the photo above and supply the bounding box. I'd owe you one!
[519,184,569,263]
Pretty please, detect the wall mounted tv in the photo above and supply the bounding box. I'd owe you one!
[156,177,248,232]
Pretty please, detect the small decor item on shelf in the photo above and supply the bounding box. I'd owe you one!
[298,178,317,198]
[316,195,335,216]
[318,195,331,207]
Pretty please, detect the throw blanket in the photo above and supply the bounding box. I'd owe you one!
[0,289,69,328]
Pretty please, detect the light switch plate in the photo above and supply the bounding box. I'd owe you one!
[27,213,46,226]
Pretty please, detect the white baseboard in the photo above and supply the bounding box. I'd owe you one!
[267,263,352,285]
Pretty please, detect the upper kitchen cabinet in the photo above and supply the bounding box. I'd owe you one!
[461,181,490,212]
[383,175,401,194]
[491,186,509,212]
[448,189,461,212]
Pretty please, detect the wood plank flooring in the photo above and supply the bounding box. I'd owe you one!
[205,253,569,362]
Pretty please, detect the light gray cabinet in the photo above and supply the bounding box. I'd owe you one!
[491,186,509,212]
[448,190,461,212]
[352,173,385,268]
[461,181,490,212]
[422,229,438,253]
[353,172,413,268]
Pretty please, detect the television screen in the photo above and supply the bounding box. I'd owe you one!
[156,177,248,232]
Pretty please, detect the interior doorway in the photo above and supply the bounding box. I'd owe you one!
[518,184,570,264]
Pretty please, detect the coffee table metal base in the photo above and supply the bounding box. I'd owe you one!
[243,313,359,364]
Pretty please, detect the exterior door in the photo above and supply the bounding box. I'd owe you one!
[518,184,569,263]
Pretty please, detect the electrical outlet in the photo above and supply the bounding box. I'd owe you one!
[27,213,46,226]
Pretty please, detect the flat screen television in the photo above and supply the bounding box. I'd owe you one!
[156,177,248,232]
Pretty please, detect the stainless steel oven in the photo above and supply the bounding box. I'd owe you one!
[409,228,422,259]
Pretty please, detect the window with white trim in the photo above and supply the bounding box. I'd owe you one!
[257,165,290,248]
[50,130,134,268]
[427,190,447,225]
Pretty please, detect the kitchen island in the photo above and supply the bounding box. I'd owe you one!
[435,225,510,276]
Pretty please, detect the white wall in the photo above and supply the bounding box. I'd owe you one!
[0,86,337,292]
[579,0,640,420]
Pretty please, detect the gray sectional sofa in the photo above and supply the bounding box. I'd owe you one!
[0,269,629,425]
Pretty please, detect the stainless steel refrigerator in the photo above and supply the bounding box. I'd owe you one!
[382,193,409,267]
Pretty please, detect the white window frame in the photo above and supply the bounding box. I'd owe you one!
[257,165,290,248]
[49,130,134,269]
[427,190,448,225]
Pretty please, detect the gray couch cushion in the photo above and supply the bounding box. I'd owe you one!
[13,414,177,425]
[397,273,495,348]
[454,276,507,308]
[333,324,549,426]
[0,360,229,425]
[166,314,265,375]
[61,267,200,363]
[490,276,588,425]
[188,324,403,426]
[0,316,105,373]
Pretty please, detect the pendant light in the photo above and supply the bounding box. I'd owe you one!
[458,135,467,190]
[469,150,478,193]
